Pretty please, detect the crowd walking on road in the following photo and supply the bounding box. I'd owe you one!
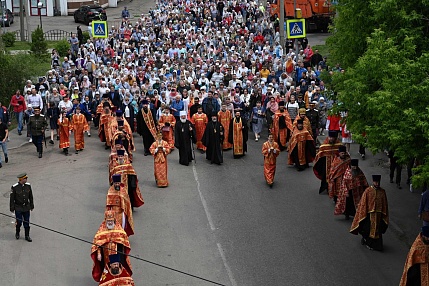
[4,0,429,284]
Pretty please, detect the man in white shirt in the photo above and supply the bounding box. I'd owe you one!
[27,89,43,111]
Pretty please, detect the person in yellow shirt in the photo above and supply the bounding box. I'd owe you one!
[260,66,270,79]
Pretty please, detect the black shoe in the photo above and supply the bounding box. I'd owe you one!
[18,131,22,135]
[361,155,365,160]
[269,183,273,188]
[75,151,78,154]
[49,140,54,144]
[397,184,402,189]
[5,157,8,163]
[56,135,60,140]
[390,179,394,183]
[15,227,20,240]
[105,145,109,150]
[0,163,2,168]
[24,228,32,242]
[345,215,350,220]
[144,151,149,156]
[38,152,42,158]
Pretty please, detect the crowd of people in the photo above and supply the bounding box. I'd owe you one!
[2,0,429,284]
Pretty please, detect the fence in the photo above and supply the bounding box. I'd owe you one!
[13,29,72,41]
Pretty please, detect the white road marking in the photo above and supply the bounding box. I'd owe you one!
[217,243,238,286]
[193,165,237,285]
[192,164,216,231]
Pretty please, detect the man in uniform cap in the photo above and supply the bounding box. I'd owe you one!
[335,159,368,220]
[328,145,351,203]
[28,106,47,158]
[350,175,389,251]
[400,226,429,285]
[10,173,34,241]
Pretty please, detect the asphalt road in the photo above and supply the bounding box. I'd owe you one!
[0,127,410,286]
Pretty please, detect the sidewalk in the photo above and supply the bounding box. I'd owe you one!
[7,126,32,151]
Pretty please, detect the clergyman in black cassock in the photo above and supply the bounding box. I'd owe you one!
[174,111,196,166]
[202,115,224,165]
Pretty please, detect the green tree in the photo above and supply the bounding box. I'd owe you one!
[327,0,429,187]
[54,39,70,57]
[30,26,48,56]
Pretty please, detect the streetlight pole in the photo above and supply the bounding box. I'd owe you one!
[1,0,4,36]
[279,0,285,55]
[37,1,42,29]
[19,0,24,40]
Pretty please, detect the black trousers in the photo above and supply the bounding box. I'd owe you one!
[31,135,43,153]
[390,163,402,184]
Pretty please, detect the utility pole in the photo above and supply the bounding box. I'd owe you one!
[294,0,299,59]
[24,0,31,42]
[279,0,285,54]
[0,0,4,36]
[19,0,24,41]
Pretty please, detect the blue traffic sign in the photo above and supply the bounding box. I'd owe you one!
[286,19,306,39]
[92,21,108,38]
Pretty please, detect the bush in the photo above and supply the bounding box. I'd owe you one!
[0,53,50,106]
[55,39,70,57]
[82,31,90,43]
[2,32,16,47]
[30,26,48,56]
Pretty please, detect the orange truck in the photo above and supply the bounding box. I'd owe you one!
[269,0,334,32]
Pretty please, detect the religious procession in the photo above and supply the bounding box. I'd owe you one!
[3,0,429,284]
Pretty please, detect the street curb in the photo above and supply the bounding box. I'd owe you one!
[8,141,30,151]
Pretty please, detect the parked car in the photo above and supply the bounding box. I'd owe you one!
[1,8,14,27]
[73,5,107,25]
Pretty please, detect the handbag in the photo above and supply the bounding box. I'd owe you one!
[421,211,429,222]
[252,117,258,124]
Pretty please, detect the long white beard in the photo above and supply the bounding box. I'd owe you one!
[106,222,115,229]
[180,118,186,123]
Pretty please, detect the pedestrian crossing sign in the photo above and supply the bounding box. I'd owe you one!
[92,21,108,38]
[286,19,306,39]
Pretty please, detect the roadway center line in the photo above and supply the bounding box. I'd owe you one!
[217,243,238,286]
[192,164,216,231]
[192,165,237,286]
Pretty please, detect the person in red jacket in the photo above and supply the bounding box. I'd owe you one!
[253,32,265,44]
[326,113,341,138]
[10,90,27,135]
